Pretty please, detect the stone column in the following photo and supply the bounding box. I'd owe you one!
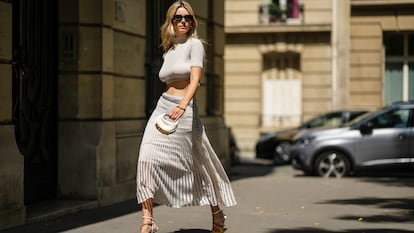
[331,0,350,109]
[58,0,147,205]
[0,1,25,229]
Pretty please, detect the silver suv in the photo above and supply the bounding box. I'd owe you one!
[291,101,414,177]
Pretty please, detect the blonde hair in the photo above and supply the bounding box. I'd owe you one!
[161,0,199,51]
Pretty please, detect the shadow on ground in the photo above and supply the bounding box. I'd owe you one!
[266,228,414,233]
[230,159,276,181]
[293,167,414,188]
[171,229,210,233]
[318,197,414,224]
[357,171,414,188]
[1,199,140,233]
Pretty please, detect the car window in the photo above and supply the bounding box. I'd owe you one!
[349,112,367,121]
[321,116,343,127]
[306,114,342,128]
[369,109,410,129]
[343,112,372,127]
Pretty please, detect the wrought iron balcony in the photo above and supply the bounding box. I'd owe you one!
[259,1,304,24]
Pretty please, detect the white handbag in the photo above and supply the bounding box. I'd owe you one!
[155,113,178,135]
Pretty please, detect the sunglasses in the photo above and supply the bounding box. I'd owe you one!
[172,14,194,22]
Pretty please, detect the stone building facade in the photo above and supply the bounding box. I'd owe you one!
[225,0,414,152]
[0,0,229,229]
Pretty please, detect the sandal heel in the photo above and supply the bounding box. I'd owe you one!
[211,210,227,233]
[141,216,158,233]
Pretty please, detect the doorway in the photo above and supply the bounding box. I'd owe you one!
[261,52,302,128]
[12,0,58,204]
[145,0,175,117]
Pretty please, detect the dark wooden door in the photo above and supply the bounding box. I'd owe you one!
[12,0,58,204]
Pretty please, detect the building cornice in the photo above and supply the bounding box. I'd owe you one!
[225,24,331,34]
[351,0,414,6]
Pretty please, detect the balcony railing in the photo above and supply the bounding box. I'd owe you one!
[259,1,304,24]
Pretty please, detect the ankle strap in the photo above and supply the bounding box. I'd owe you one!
[212,209,223,215]
[142,216,155,221]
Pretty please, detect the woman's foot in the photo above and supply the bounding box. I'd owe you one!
[211,209,226,233]
[140,216,158,233]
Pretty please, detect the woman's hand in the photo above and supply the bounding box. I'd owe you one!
[169,105,186,121]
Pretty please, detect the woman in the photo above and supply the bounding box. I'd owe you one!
[136,1,237,233]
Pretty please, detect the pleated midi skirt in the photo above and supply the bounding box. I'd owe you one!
[136,93,237,208]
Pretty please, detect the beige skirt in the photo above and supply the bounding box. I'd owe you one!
[136,93,237,208]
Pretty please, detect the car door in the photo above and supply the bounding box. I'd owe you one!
[353,108,412,168]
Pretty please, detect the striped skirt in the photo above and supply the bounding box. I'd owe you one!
[136,93,237,208]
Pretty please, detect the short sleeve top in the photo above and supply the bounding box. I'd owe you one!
[159,38,204,84]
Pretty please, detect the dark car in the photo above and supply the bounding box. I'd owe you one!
[291,101,414,177]
[255,110,367,164]
[228,127,241,165]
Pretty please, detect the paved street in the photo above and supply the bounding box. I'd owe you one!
[2,153,414,233]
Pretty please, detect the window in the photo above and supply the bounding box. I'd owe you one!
[384,33,414,105]
[370,109,410,129]
[262,53,301,128]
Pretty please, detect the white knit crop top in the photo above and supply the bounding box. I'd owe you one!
[159,37,204,84]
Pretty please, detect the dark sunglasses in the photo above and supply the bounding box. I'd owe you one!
[172,14,194,22]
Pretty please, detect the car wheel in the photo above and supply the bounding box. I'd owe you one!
[314,151,350,178]
[273,142,292,165]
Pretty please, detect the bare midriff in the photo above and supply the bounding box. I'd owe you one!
[165,80,190,97]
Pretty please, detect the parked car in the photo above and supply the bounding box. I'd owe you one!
[291,101,414,177]
[228,127,241,165]
[256,110,367,164]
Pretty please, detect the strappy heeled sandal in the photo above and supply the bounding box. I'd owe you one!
[140,216,159,233]
[211,209,227,233]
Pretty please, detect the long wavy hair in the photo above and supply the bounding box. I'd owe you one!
[161,0,199,51]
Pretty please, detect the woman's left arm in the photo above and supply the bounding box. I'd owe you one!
[180,66,202,107]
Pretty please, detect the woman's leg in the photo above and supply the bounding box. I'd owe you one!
[140,198,157,233]
[211,205,226,232]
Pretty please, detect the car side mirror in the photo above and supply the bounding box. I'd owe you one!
[360,122,373,135]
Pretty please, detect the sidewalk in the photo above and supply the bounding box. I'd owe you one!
[3,153,414,233]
